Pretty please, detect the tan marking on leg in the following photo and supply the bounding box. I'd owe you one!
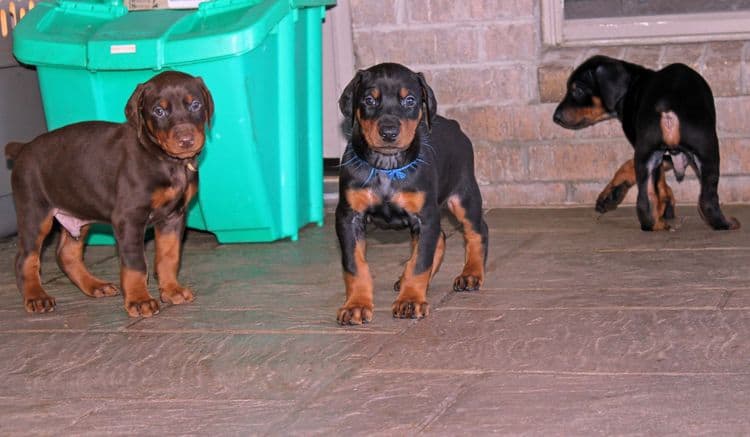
[338,240,374,325]
[393,236,431,319]
[22,213,55,313]
[154,229,194,305]
[391,190,426,214]
[647,171,669,231]
[447,195,484,290]
[656,167,674,220]
[431,231,446,278]
[151,186,180,210]
[121,267,159,317]
[596,159,636,212]
[57,226,118,298]
[345,188,380,213]
[660,111,680,148]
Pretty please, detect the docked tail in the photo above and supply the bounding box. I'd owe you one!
[4,142,24,160]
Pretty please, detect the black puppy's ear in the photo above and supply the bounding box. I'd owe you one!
[417,72,437,129]
[594,61,629,113]
[195,76,215,128]
[125,82,147,133]
[338,70,365,124]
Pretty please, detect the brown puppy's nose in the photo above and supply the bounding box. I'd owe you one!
[378,124,400,142]
[174,126,196,148]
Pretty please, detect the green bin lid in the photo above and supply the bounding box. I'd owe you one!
[13,0,332,70]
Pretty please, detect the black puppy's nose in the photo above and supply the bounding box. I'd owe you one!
[379,124,400,142]
[553,108,565,125]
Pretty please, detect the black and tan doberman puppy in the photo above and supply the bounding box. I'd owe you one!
[553,55,739,231]
[5,71,214,317]
[336,62,488,325]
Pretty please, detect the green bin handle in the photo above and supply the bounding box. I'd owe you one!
[57,0,128,16]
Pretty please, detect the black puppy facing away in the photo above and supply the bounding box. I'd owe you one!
[335,62,488,325]
[553,55,739,231]
[6,71,213,317]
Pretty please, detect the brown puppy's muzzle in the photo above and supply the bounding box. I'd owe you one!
[156,123,205,159]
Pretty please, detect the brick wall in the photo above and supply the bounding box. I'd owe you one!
[348,0,750,208]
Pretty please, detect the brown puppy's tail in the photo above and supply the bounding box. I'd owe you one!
[5,142,24,160]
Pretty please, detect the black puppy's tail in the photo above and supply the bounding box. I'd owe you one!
[5,142,24,161]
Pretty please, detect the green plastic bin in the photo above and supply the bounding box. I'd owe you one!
[12,0,333,244]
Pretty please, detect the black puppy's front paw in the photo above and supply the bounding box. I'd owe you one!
[596,183,629,214]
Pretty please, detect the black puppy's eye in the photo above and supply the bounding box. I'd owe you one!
[364,95,378,106]
[571,87,585,99]
[152,106,167,118]
[188,100,202,112]
[402,95,417,108]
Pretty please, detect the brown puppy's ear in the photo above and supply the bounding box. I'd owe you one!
[125,82,147,133]
[195,76,215,128]
[338,70,365,125]
[417,72,437,130]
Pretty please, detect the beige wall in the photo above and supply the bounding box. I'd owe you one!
[347,0,750,208]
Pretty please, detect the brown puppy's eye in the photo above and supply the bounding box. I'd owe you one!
[402,95,417,108]
[364,95,377,106]
[188,100,202,112]
[152,106,167,118]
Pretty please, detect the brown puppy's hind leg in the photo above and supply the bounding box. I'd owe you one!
[16,212,56,313]
[56,226,119,298]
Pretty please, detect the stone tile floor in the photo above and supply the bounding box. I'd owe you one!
[1,206,749,435]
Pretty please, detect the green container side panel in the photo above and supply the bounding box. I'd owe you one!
[14,0,329,244]
[295,6,324,228]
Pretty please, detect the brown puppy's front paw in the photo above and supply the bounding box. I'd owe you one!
[453,274,482,291]
[160,286,195,305]
[124,296,160,317]
[24,289,56,313]
[337,303,373,325]
[392,298,429,319]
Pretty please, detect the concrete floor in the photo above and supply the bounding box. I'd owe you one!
[1,205,750,435]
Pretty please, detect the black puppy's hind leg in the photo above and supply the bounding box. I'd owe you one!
[635,150,671,231]
[695,143,740,230]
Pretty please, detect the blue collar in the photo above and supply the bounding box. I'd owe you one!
[341,145,426,185]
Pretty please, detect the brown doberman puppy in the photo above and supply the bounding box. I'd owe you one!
[5,71,214,317]
[335,63,488,325]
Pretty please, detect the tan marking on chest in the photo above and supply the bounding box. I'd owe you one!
[391,191,426,214]
[151,186,181,210]
[345,188,381,213]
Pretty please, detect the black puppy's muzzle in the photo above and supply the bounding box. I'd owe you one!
[552,106,565,126]
[378,117,401,143]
